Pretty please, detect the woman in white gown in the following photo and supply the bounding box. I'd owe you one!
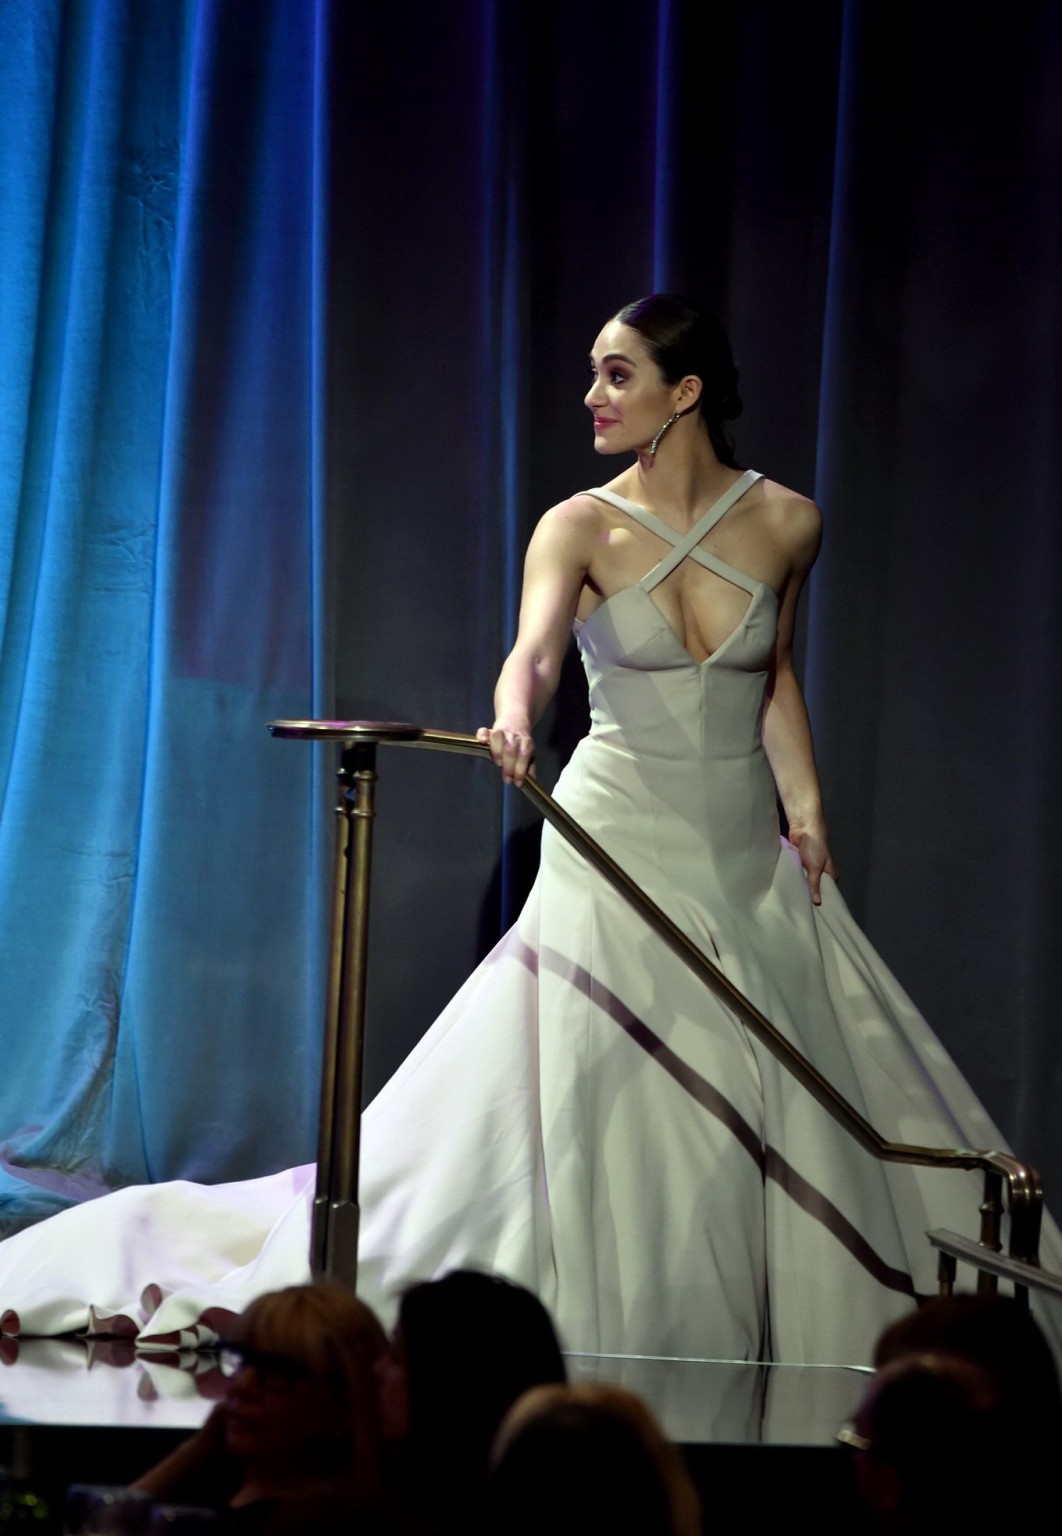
[0,296,1051,1365]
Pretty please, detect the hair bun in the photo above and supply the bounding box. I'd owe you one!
[615,294,744,467]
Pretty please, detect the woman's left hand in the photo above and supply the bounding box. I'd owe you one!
[788,823,838,907]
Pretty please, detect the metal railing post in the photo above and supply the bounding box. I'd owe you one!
[324,741,377,1282]
[310,752,354,1277]
[977,1169,1004,1297]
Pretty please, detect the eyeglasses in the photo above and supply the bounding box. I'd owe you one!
[218,1345,315,1387]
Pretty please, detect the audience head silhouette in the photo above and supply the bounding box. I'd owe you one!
[848,1295,1060,1533]
[874,1293,1061,1435]
[846,1352,1004,1533]
[485,1382,702,1536]
[385,1269,566,1527]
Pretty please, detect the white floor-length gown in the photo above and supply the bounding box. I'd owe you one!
[0,471,1055,1365]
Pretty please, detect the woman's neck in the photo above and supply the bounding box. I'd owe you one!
[621,433,740,529]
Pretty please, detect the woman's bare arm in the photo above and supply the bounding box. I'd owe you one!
[761,497,837,905]
[132,1402,240,1504]
[478,499,596,785]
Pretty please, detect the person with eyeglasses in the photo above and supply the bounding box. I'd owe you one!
[135,1283,392,1535]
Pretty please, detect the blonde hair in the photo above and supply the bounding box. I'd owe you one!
[228,1283,387,1496]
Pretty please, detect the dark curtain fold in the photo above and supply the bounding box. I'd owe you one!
[1,0,1059,1230]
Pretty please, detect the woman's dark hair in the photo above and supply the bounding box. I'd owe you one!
[856,1357,1008,1532]
[615,293,743,468]
[873,1295,1062,1451]
[398,1270,566,1524]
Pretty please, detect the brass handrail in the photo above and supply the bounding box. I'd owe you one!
[271,718,1043,1283]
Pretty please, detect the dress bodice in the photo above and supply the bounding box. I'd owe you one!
[571,470,778,765]
[574,580,778,760]
[561,471,783,905]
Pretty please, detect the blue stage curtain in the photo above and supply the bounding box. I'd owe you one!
[0,0,330,1227]
[2,0,1061,1234]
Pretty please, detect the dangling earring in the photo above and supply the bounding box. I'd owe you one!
[649,412,681,458]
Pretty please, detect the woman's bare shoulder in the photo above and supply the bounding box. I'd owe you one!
[757,477,822,564]
[539,491,610,527]
[530,492,608,550]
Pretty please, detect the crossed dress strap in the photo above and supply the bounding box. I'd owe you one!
[586,469,764,596]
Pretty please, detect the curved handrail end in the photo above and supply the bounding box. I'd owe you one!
[269,719,424,743]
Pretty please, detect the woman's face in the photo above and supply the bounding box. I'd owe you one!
[584,320,679,455]
[223,1345,344,1467]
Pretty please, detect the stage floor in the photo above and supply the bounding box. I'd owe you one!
[0,1338,869,1446]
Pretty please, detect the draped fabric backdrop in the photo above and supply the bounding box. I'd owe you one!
[1,0,1060,1237]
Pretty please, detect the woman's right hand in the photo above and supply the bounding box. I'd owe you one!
[476,724,535,786]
